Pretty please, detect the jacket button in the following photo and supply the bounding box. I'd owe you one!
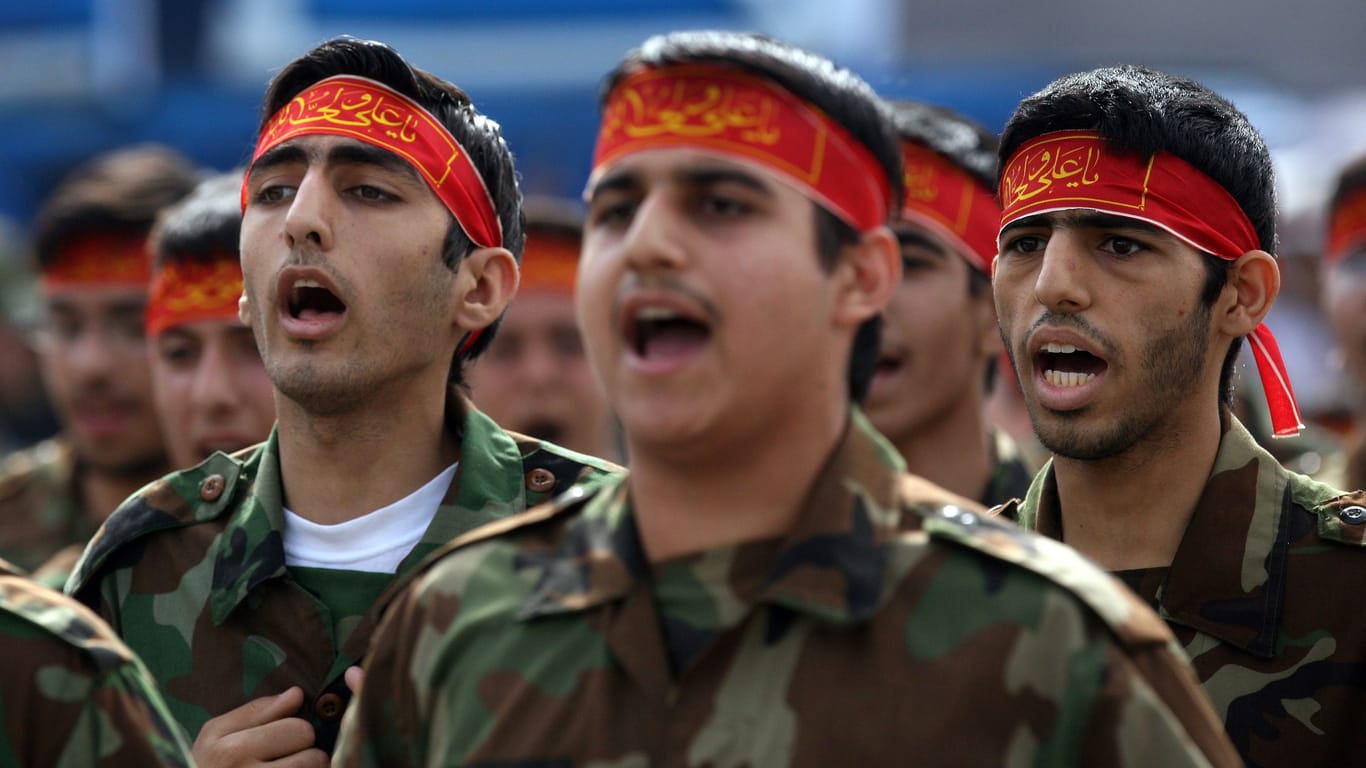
[199,474,225,501]
[525,468,557,493]
[1340,505,1366,525]
[315,692,345,721]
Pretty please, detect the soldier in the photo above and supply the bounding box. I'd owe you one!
[66,37,619,765]
[467,197,621,461]
[0,558,194,766]
[992,65,1366,766]
[864,100,1035,506]
[146,170,275,471]
[335,31,1238,767]
[1321,152,1366,488]
[0,146,199,578]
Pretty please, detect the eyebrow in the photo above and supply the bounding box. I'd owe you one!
[894,228,950,259]
[247,140,422,185]
[586,163,776,203]
[1000,211,1167,238]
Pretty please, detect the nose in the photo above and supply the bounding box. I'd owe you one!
[1033,233,1092,313]
[190,339,241,413]
[283,171,335,252]
[620,192,688,273]
[66,325,121,380]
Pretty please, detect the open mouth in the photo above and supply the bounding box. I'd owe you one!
[1035,342,1107,387]
[874,353,904,376]
[625,306,711,360]
[287,279,347,321]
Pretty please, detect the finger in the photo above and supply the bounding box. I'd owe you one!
[197,688,306,741]
[264,747,330,767]
[217,717,317,762]
[344,665,364,697]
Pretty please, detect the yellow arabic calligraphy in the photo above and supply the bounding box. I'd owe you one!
[1003,142,1102,207]
[903,163,939,202]
[274,85,423,144]
[610,80,782,146]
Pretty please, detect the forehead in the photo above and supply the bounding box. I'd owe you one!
[43,286,146,311]
[251,134,422,180]
[157,318,251,340]
[587,148,798,201]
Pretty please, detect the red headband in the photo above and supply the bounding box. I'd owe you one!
[41,233,151,291]
[145,256,244,338]
[519,233,579,296]
[245,75,502,250]
[999,130,1302,438]
[899,140,999,273]
[1327,186,1366,265]
[590,64,891,233]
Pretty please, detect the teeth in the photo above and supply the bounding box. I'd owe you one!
[1042,342,1078,354]
[635,306,679,322]
[1044,370,1095,388]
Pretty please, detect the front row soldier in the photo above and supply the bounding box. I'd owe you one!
[67,37,617,765]
[992,65,1366,766]
[863,99,1034,506]
[1320,152,1366,489]
[336,31,1239,767]
[0,559,194,766]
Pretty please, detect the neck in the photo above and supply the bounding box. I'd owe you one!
[1051,402,1223,571]
[276,381,459,525]
[628,399,847,563]
[80,462,167,524]
[891,393,992,502]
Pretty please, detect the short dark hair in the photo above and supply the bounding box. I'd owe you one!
[999,65,1274,407]
[257,37,526,379]
[35,144,201,270]
[887,99,998,193]
[600,30,904,403]
[1329,152,1366,231]
[149,170,243,269]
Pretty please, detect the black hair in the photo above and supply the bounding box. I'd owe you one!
[601,30,904,403]
[999,65,1275,407]
[258,37,525,383]
[35,144,201,269]
[149,170,243,269]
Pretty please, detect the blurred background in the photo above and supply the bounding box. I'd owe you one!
[1,0,1364,446]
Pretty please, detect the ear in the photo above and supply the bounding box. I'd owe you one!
[453,246,520,334]
[970,281,1003,359]
[1217,249,1279,338]
[832,225,899,328]
[238,293,251,327]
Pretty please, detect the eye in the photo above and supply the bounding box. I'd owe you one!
[1101,235,1147,258]
[900,255,934,275]
[587,196,637,228]
[157,338,199,368]
[700,194,749,217]
[351,185,395,202]
[255,184,295,204]
[1002,234,1046,255]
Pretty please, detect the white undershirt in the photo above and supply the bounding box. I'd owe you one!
[282,462,458,573]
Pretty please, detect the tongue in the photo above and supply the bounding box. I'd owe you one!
[644,324,708,360]
[295,307,339,322]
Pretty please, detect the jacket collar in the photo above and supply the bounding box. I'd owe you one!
[516,408,908,626]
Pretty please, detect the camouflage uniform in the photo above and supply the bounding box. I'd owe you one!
[997,414,1366,767]
[0,559,194,766]
[0,437,94,576]
[980,428,1037,508]
[335,410,1239,767]
[66,396,618,754]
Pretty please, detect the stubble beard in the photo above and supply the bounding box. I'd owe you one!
[1026,303,1212,462]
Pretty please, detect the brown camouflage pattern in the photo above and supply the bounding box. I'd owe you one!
[998,414,1366,767]
[64,395,620,755]
[0,559,194,766]
[0,437,96,576]
[335,410,1239,767]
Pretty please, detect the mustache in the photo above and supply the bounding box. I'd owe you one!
[1024,311,1115,357]
[610,273,719,324]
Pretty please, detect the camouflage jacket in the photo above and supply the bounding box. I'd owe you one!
[65,397,619,754]
[0,560,194,767]
[0,437,93,576]
[997,415,1366,767]
[335,410,1238,768]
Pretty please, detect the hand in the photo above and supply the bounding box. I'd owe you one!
[344,665,364,698]
[191,687,329,767]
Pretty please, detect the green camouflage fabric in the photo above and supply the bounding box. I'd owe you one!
[65,395,619,755]
[0,559,194,767]
[997,414,1366,767]
[980,428,1038,508]
[335,409,1238,768]
[0,437,94,575]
